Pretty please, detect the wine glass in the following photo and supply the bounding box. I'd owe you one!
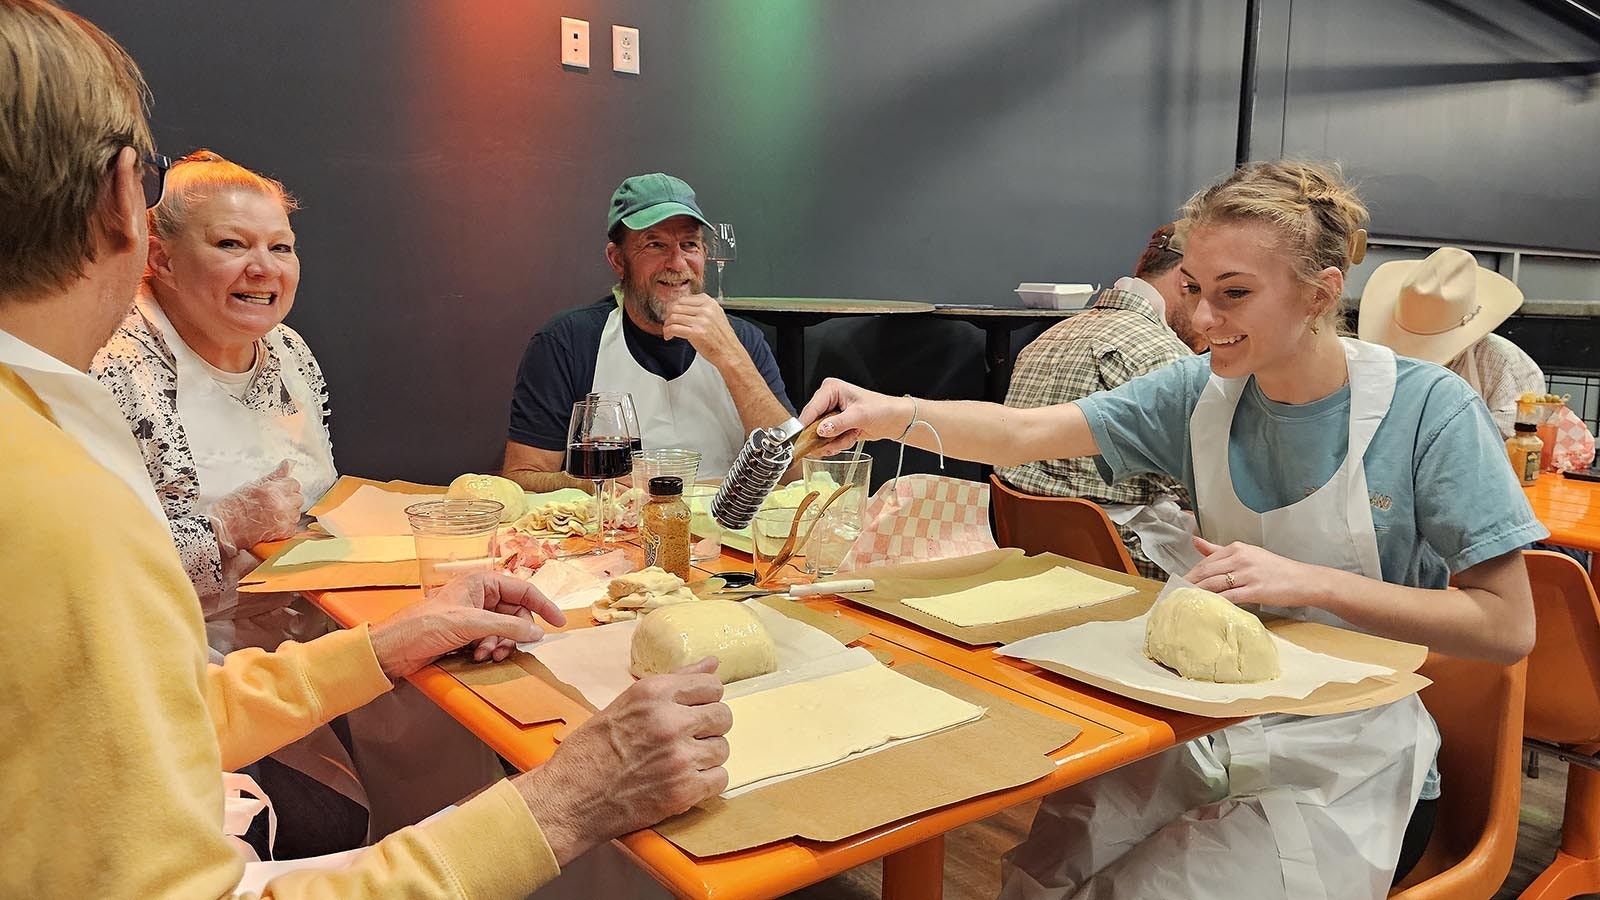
[586,391,641,537]
[565,398,632,553]
[708,223,737,303]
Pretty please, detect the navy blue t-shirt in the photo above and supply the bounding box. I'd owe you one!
[508,295,792,450]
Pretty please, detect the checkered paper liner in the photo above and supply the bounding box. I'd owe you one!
[837,474,998,571]
[1553,405,1598,472]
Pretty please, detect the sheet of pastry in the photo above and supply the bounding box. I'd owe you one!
[722,663,984,790]
[902,567,1136,627]
[275,535,418,565]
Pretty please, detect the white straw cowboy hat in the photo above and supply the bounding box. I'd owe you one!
[1357,247,1523,365]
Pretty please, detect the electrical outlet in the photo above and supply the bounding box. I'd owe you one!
[612,24,640,75]
[560,17,589,69]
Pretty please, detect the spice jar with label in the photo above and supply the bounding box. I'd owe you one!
[1507,421,1543,487]
[640,476,691,579]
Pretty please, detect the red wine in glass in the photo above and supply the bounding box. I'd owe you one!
[566,440,632,480]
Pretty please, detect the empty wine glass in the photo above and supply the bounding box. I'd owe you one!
[586,391,641,537]
[708,223,737,303]
[565,397,632,553]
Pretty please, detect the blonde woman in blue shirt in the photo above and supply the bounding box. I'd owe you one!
[799,161,1541,900]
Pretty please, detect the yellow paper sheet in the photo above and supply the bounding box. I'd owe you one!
[274,536,418,566]
[903,566,1135,627]
[315,484,428,537]
[722,663,983,791]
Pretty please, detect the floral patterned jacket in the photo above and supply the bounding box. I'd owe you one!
[90,302,331,603]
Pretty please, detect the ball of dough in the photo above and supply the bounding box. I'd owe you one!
[1144,587,1280,683]
[630,600,778,684]
[446,473,526,522]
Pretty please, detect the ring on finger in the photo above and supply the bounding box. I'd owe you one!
[1224,572,1236,590]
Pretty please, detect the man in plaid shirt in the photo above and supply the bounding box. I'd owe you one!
[997,223,1200,578]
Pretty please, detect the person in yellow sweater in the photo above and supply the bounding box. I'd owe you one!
[0,3,733,897]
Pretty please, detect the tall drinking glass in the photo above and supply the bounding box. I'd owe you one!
[708,223,737,303]
[801,445,871,576]
[565,398,632,552]
[586,391,641,536]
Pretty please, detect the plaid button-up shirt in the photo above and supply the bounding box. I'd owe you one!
[997,284,1192,577]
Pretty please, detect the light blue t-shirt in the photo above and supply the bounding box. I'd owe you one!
[1077,354,1546,587]
[1076,353,1547,801]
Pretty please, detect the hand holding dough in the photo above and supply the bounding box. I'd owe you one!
[1144,587,1280,683]
[631,600,777,684]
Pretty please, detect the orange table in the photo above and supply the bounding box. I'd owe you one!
[1525,472,1600,579]
[306,557,1228,900]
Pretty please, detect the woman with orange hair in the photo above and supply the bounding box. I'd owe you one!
[92,151,501,856]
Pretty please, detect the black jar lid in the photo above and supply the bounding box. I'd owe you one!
[649,476,683,496]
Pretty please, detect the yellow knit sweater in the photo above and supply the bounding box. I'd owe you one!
[0,364,559,898]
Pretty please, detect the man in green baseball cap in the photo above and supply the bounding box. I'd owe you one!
[606,172,713,237]
[501,173,794,492]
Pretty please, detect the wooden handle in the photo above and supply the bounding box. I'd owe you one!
[791,419,832,459]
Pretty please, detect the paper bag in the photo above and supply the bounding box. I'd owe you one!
[837,474,997,571]
[1552,405,1597,472]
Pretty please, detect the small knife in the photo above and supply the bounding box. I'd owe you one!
[718,578,875,600]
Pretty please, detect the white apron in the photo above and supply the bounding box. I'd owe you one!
[1001,338,1439,900]
[136,295,375,817]
[135,292,338,650]
[142,295,504,838]
[590,300,747,478]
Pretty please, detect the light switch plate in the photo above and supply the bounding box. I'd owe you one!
[560,17,589,69]
[612,24,640,75]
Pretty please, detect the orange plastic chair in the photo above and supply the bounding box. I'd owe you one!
[1389,652,1526,899]
[988,474,1138,576]
[1517,550,1600,900]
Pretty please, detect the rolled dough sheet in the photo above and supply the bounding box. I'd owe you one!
[902,566,1136,627]
[722,663,984,791]
[274,536,417,566]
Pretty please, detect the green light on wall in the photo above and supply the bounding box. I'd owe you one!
[695,0,820,164]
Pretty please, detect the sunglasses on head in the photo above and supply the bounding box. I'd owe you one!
[140,151,172,209]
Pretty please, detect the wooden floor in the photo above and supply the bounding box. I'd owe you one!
[781,755,1600,900]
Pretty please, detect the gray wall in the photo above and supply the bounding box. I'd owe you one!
[1254,0,1600,252]
[74,0,1240,482]
[71,0,1599,483]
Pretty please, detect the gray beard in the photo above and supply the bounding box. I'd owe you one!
[629,288,667,326]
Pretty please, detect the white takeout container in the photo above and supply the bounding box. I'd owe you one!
[1014,282,1097,310]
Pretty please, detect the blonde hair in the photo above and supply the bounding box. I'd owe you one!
[1182,160,1369,328]
[0,0,153,303]
[148,149,298,241]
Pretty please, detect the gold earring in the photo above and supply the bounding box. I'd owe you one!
[1310,320,1321,335]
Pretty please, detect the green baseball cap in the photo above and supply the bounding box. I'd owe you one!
[607,173,713,236]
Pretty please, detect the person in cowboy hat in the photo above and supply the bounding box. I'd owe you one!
[1358,247,1543,439]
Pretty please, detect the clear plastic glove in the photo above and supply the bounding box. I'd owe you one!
[209,460,304,553]
[367,572,565,680]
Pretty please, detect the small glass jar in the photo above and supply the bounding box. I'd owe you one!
[640,476,691,579]
[1507,422,1543,487]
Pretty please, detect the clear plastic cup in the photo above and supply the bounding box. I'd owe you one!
[805,507,863,576]
[751,505,820,585]
[801,448,871,575]
[684,484,723,561]
[404,499,503,594]
[631,448,702,487]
